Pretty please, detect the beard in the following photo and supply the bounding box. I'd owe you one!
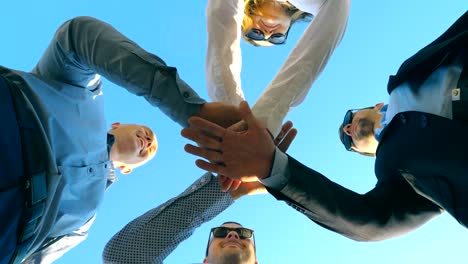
[356,118,375,140]
[214,250,253,264]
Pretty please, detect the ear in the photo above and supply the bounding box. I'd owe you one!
[119,165,133,174]
[111,122,121,130]
[343,124,352,136]
[203,258,208,263]
[374,103,384,110]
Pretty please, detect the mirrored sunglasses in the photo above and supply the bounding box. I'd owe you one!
[244,28,288,45]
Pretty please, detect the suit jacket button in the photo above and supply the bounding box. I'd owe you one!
[399,113,407,124]
[421,115,428,127]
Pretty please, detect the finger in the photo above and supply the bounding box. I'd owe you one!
[274,121,293,145]
[195,159,223,174]
[229,180,242,191]
[277,128,298,152]
[220,177,233,192]
[228,120,247,132]
[218,175,227,186]
[185,144,223,163]
[181,128,222,150]
[238,101,261,130]
[188,117,226,138]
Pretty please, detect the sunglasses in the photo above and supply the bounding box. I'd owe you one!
[205,227,255,256]
[340,109,356,151]
[244,28,289,45]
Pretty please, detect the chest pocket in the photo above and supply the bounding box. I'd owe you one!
[50,161,110,237]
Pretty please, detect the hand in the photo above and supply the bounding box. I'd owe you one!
[274,120,297,153]
[182,101,275,181]
[196,102,241,128]
[224,176,268,200]
[218,120,298,192]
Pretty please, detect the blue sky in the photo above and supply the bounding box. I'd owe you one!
[2,1,467,263]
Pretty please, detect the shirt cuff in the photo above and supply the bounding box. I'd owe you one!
[260,148,290,190]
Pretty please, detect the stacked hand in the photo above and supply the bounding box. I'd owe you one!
[182,101,297,197]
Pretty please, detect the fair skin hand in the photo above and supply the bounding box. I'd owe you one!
[181,101,291,183]
[224,120,297,195]
[196,102,242,129]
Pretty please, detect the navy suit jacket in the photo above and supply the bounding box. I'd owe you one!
[267,11,468,240]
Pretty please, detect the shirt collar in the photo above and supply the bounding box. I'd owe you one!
[374,104,388,142]
[107,133,115,155]
[106,133,117,187]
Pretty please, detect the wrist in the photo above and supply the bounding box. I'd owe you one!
[257,147,276,180]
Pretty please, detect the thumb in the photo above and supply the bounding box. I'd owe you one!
[238,101,260,130]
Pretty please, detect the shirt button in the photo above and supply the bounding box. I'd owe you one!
[88,167,93,173]
[191,186,197,190]
[183,91,190,98]
[200,178,206,183]
[104,163,108,169]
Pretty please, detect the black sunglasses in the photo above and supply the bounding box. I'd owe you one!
[205,227,255,256]
[244,27,289,45]
[340,109,356,151]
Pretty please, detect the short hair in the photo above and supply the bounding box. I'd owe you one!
[221,221,243,226]
[242,0,313,45]
[338,106,376,157]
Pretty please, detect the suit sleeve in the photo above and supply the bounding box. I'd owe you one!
[266,155,442,241]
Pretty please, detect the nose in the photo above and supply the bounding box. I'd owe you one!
[145,136,153,148]
[226,231,240,240]
[137,131,153,149]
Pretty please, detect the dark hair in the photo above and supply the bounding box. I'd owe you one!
[338,106,376,157]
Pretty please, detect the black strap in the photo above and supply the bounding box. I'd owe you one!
[0,73,48,264]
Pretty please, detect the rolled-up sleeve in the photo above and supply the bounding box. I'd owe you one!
[32,16,205,127]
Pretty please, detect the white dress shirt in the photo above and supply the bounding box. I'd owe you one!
[206,0,350,136]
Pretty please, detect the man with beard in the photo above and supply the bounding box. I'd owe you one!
[203,222,257,264]
[180,11,468,240]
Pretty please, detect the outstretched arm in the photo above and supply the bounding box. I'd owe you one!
[103,173,234,264]
[205,0,245,105]
[252,0,351,136]
[181,101,442,241]
[32,16,205,127]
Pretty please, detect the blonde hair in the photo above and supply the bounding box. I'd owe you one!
[242,0,312,45]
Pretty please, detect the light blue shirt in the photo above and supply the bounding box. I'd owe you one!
[4,16,206,261]
[377,62,463,140]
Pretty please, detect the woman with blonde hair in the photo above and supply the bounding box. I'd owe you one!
[206,0,351,136]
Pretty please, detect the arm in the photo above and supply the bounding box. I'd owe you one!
[102,173,234,264]
[266,153,442,241]
[32,16,205,127]
[182,101,442,241]
[252,0,351,136]
[205,0,245,105]
[22,216,95,264]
